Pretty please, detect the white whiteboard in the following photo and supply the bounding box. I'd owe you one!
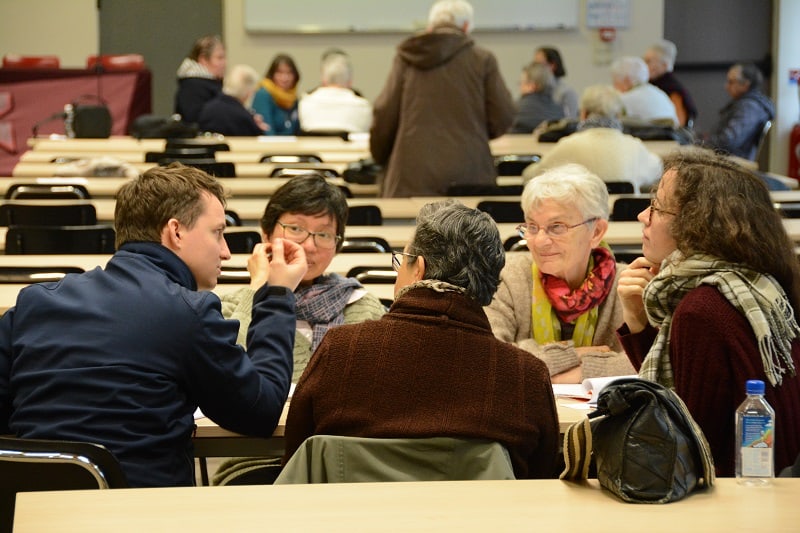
[243,0,579,33]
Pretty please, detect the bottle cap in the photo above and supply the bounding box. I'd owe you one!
[746,379,765,394]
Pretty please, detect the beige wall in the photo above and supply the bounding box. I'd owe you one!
[224,0,664,102]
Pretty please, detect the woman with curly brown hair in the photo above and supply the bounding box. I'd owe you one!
[616,148,800,477]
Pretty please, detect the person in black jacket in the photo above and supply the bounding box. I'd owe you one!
[0,164,308,487]
[199,64,266,136]
[174,35,226,125]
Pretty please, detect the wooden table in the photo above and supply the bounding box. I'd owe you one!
[13,478,800,532]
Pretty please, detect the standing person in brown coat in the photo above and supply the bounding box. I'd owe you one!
[370,0,515,197]
[283,200,560,479]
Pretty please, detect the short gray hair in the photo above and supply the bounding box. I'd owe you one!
[580,84,624,119]
[223,64,260,101]
[409,200,504,306]
[521,164,609,221]
[522,62,554,94]
[321,55,352,87]
[610,56,650,86]
[428,0,474,33]
[647,40,677,72]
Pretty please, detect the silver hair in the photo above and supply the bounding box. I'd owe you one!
[610,56,650,86]
[409,200,504,306]
[580,84,624,119]
[428,0,474,33]
[647,40,677,72]
[321,55,353,87]
[222,64,259,102]
[521,164,610,221]
[522,62,555,94]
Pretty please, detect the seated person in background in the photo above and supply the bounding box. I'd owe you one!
[534,46,579,119]
[699,63,775,161]
[221,174,385,383]
[252,53,301,135]
[0,164,308,487]
[643,40,697,127]
[611,56,679,126]
[616,149,800,476]
[522,84,662,193]
[486,164,636,384]
[284,200,560,479]
[298,54,372,134]
[174,35,226,125]
[307,47,364,97]
[198,64,267,136]
[509,62,564,134]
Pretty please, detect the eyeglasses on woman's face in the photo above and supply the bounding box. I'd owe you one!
[391,251,416,271]
[277,221,340,249]
[648,198,677,224]
[516,218,598,239]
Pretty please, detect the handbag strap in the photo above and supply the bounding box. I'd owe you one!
[559,416,592,480]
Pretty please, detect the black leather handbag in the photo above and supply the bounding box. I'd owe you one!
[561,378,715,503]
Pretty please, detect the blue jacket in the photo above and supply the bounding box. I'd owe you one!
[0,242,295,487]
[252,87,299,135]
[198,93,265,136]
[708,89,775,160]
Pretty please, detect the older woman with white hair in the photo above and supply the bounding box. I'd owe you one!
[198,64,266,136]
[610,56,678,125]
[486,164,635,383]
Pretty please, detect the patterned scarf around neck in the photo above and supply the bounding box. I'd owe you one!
[640,252,799,388]
[395,279,467,301]
[261,78,297,110]
[531,246,616,347]
[295,273,361,351]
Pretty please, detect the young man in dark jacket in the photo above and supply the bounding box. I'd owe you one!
[0,164,307,487]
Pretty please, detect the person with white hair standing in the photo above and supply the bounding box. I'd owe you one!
[643,40,697,127]
[611,56,679,126]
[370,0,515,197]
[298,54,372,133]
[198,64,266,136]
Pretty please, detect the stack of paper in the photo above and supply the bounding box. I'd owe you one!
[552,375,638,405]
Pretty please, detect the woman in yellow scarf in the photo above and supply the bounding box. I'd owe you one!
[252,53,301,135]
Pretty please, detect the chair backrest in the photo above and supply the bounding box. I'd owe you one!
[0,203,97,226]
[4,184,91,200]
[2,54,59,69]
[494,154,541,176]
[476,200,524,223]
[269,167,340,179]
[605,181,636,194]
[5,225,116,254]
[340,237,391,253]
[260,154,323,164]
[223,231,261,254]
[610,197,651,221]
[165,139,229,153]
[754,119,772,161]
[87,54,145,71]
[217,267,251,284]
[0,266,85,283]
[161,160,235,178]
[347,205,383,226]
[145,147,216,163]
[274,435,515,484]
[0,436,127,532]
[503,235,528,252]
[445,184,523,196]
[776,202,800,218]
[345,266,397,284]
[224,210,242,227]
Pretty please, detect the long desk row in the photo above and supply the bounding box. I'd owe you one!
[14,478,800,531]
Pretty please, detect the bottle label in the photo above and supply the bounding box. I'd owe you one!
[740,415,773,477]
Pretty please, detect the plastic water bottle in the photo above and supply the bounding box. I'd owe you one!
[735,379,775,485]
[64,103,75,138]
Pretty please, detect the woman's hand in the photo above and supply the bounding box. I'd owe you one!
[616,257,659,334]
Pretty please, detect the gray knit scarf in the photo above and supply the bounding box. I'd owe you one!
[640,251,799,388]
[295,273,362,351]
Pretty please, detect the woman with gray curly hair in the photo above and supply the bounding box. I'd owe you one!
[283,200,560,479]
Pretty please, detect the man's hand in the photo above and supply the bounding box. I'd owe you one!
[247,243,271,290]
[266,238,308,291]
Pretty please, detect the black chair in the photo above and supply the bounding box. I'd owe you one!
[476,200,524,223]
[0,203,97,227]
[180,161,236,178]
[337,185,354,199]
[754,119,772,161]
[0,436,128,533]
[777,202,800,218]
[445,184,523,196]
[165,139,229,153]
[224,231,261,254]
[610,197,651,221]
[503,235,528,252]
[297,129,350,141]
[611,247,643,264]
[145,147,217,163]
[269,167,340,179]
[6,225,116,254]
[340,237,391,253]
[4,184,91,200]
[605,181,636,194]
[225,210,242,227]
[217,267,251,284]
[494,154,541,176]
[347,205,383,226]
[260,154,323,164]
[345,266,397,284]
[0,266,85,283]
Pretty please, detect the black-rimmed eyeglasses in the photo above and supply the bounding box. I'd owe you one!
[516,218,598,239]
[391,251,416,271]
[277,221,341,249]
